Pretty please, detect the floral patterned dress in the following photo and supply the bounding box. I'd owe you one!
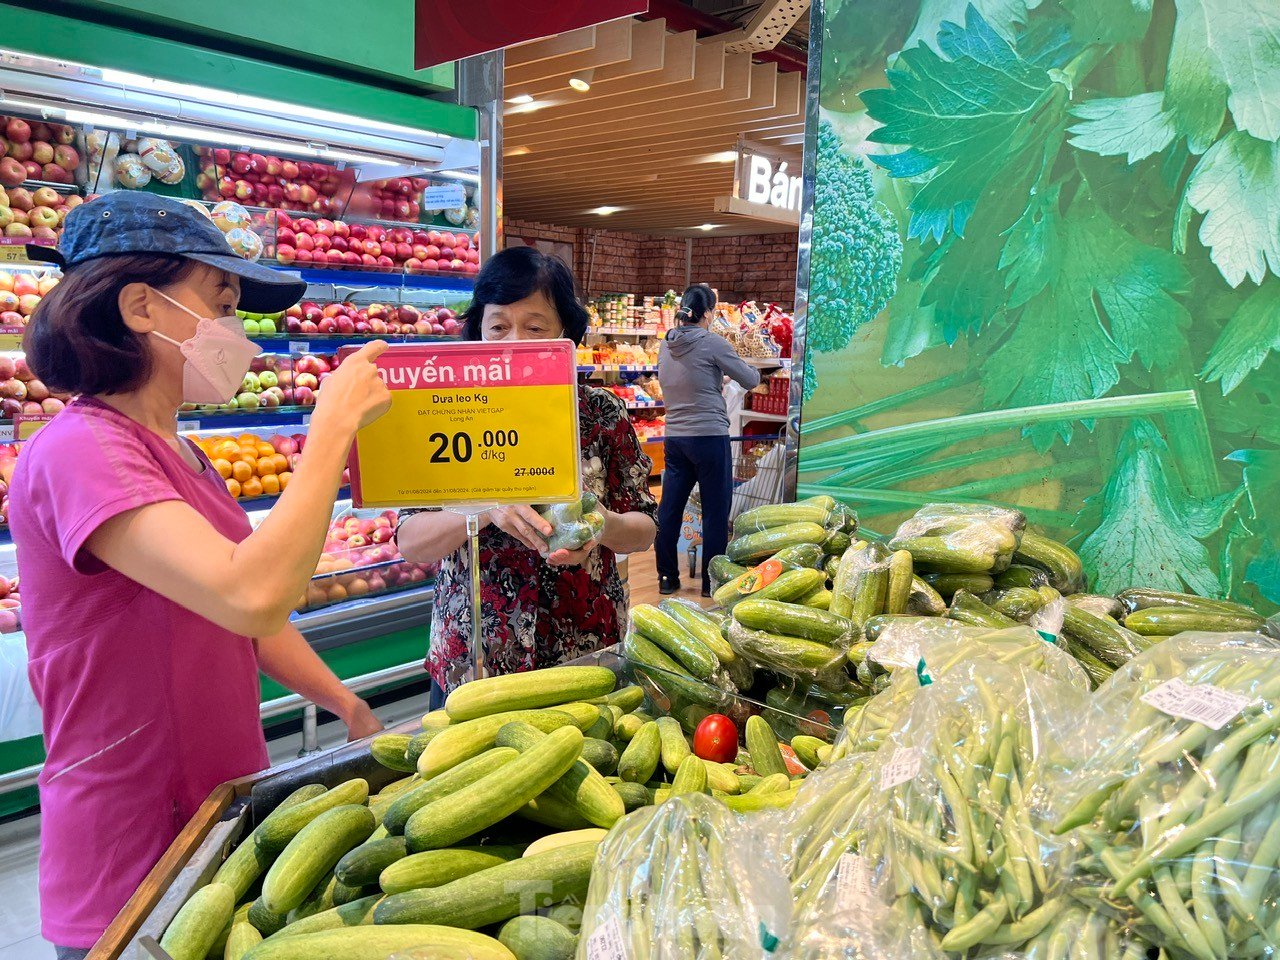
[401,385,657,694]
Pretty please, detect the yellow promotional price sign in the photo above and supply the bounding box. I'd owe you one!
[347,340,582,508]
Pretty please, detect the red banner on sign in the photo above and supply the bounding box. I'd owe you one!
[414,0,649,69]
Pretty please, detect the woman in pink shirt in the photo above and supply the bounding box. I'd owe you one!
[8,192,391,957]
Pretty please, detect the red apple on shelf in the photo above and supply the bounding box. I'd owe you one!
[293,249,313,264]
[230,154,251,175]
[8,142,32,163]
[21,161,41,181]
[53,125,75,146]
[275,245,296,265]
[299,320,318,334]
[212,148,231,165]
[5,118,30,144]
[30,141,53,165]
[41,397,65,416]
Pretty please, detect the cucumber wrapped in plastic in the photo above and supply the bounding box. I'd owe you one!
[536,492,603,555]
[889,503,1025,575]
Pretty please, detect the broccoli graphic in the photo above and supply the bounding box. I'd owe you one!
[803,118,903,402]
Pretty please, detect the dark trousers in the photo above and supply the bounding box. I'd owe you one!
[656,436,732,590]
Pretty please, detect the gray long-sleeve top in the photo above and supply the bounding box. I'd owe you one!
[657,325,761,437]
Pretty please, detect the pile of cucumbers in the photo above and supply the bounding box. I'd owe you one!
[162,665,810,960]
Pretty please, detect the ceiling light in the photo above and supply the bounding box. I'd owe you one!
[506,94,534,105]
[568,70,594,93]
[704,150,738,163]
[697,223,720,231]
[589,206,624,216]
[505,145,531,157]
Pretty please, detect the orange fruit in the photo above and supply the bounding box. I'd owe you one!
[241,476,264,498]
[231,460,253,483]
[260,474,281,495]
[278,471,291,490]
[225,477,242,498]
[256,442,275,459]
[212,458,233,479]
[238,433,257,445]
[212,439,239,461]
[257,456,277,476]
[270,454,288,475]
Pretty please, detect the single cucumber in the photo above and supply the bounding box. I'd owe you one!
[523,828,608,858]
[160,882,235,960]
[734,502,833,537]
[254,780,369,855]
[659,599,737,664]
[286,874,339,924]
[613,713,644,742]
[631,605,719,679]
[994,565,1048,589]
[417,704,597,779]
[618,720,662,783]
[213,784,327,899]
[332,878,368,906]
[791,735,826,770]
[991,587,1047,622]
[708,555,748,587]
[1117,587,1264,620]
[670,755,709,795]
[592,685,645,712]
[947,590,1018,629]
[732,598,851,644]
[798,586,833,610]
[405,730,441,768]
[334,835,407,887]
[583,708,613,741]
[885,550,914,615]
[405,726,585,850]
[495,721,625,828]
[369,734,415,773]
[261,805,376,914]
[224,920,261,960]
[1061,636,1115,689]
[655,716,692,776]
[749,773,792,795]
[243,926,516,960]
[830,540,871,619]
[1013,531,1085,593]
[374,843,597,929]
[421,709,452,729]
[379,846,523,895]
[246,898,288,938]
[611,780,652,811]
[702,760,742,795]
[727,522,827,564]
[922,572,996,597]
[746,716,788,778]
[384,748,518,835]
[266,894,380,941]
[581,737,619,775]
[518,793,595,830]
[444,666,617,721]
[1123,606,1264,636]
[499,915,577,960]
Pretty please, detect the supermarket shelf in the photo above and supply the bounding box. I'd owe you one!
[579,364,658,375]
[250,333,463,351]
[264,263,476,292]
[625,400,664,410]
[293,583,435,653]
[741,409,789,423]
[177,407,312,430]
[592,326,665,337]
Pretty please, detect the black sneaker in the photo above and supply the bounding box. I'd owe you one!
[659,576,680,595]
[701,585,712,598]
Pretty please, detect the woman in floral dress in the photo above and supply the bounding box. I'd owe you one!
[397,247,658,701]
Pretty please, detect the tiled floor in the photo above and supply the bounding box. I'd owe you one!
[0,692,428,958]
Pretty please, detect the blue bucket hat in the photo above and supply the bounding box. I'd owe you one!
[26,191,306,314]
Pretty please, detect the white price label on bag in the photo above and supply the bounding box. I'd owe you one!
[1140,678,1252,730]
[587,916,628,960]
[835,853,876,910]
[879,747,922,790]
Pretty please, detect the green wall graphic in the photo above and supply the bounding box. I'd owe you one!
[797,0,1280,610]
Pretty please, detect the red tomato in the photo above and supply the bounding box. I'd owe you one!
[693,714,738,764]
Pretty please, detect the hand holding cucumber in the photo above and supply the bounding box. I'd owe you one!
[486,506,555,553]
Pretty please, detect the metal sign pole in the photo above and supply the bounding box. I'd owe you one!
[465,510,486,682]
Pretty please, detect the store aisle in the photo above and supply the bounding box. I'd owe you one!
[627,547,704,608]
[0,692,428,958]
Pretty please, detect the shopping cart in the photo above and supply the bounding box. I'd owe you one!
[678,434,788,578]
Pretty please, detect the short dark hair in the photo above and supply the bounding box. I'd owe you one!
[462,246,590,344]
[24,254,197,396]
[676,284,717,324]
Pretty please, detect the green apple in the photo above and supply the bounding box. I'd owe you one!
[241,372,261,393]
[242,318,260,335]
[258,370,279,389]
[258,317,277,334]
[236,391,260,411]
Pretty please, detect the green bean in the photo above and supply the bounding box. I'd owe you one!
[890,817,977,874]
[939,897,1009,952]
[1154,865,1216,960]
[983,898,1068,945]
[1190,839,1226,959]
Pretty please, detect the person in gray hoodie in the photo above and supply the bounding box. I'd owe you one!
[655,284,761,595]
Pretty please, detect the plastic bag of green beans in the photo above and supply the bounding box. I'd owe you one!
[575,794,791,960]
[1048,632,1280,960]
[824,657,1089,958]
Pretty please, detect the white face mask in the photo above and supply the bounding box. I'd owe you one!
[150,288,260,405]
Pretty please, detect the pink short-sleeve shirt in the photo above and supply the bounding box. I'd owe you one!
[8,397,269,948]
